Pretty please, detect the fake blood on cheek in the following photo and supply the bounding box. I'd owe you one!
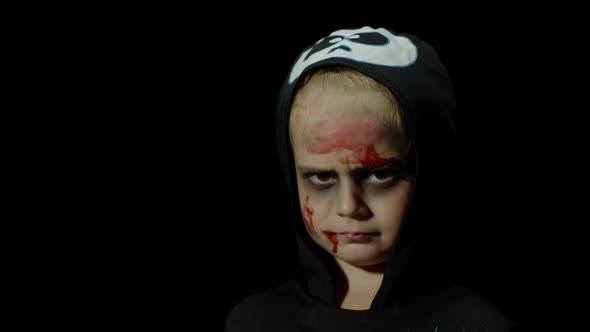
[305,195,338,253]
[304,195,316,235]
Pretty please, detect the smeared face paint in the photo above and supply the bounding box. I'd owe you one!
[290,84,412,268]
[322,230,339,253]
[308,117,399,168]
[304,195,316,235]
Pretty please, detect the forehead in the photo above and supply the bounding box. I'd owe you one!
[291,112,402,169]
[289,85,395,141]
[292,111,392,147]
[308,114,385,143]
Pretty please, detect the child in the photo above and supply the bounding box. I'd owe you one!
[225,26,516,332]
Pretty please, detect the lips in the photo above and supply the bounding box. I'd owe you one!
[323,231,378,242]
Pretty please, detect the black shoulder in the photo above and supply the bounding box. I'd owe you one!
[434,285,516,331]
[224,281,300,332]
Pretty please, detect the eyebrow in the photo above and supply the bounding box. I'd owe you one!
[296,161,403,174]
[297,167,333,175]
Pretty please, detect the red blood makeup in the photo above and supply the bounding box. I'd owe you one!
[308,117,397,167]
[321,231,339,253]
[305,195,338,253]
[303,195,316,235]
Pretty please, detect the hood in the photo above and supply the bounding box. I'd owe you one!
[275,26,457,308]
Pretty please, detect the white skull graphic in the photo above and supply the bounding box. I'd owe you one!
[289,26,418,83]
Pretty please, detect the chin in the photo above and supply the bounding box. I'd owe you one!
[334,247,388,267]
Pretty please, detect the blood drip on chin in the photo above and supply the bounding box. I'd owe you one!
[322,231,339,253]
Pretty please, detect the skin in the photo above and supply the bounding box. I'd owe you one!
[290,82,412,309]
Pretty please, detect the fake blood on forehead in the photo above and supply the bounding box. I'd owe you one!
[308,118,397,167]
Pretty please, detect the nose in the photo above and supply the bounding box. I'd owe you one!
[336,181,370,220]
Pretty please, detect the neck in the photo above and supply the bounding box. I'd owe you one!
[333,259,386,310]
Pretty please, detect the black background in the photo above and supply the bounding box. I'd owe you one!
[98,8,564,331]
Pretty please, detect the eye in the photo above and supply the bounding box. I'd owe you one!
[365,168,396,186]
[303,172,337,188]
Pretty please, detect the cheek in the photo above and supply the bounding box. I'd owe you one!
[298,191,333,231]
[372,184,412,228]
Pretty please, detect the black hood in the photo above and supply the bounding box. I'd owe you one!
[275,26,457,309]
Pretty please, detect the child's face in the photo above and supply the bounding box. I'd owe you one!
[290,85,411,267]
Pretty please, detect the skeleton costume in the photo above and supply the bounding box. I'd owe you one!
[225,26,516,332]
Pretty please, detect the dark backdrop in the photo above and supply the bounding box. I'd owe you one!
[121,10,550,331]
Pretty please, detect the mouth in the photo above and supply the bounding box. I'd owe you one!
[323,231,378,242]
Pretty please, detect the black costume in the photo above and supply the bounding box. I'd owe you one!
[226,26,516,332]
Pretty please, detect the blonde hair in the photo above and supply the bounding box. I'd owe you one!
[290,66,410,157]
